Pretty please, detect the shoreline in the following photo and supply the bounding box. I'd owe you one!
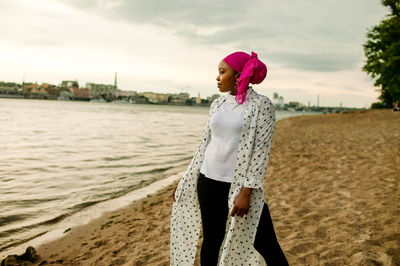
[0,171,185,259]
[2,109,399,265]
[1,96,358,114]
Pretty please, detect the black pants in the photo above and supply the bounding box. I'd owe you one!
[197,172,289,266]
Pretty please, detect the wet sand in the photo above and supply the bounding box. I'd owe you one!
[6,109,400,265]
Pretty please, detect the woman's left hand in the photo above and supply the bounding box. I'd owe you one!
[230,187,253,217]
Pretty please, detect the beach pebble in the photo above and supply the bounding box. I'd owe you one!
[1,246,43,266]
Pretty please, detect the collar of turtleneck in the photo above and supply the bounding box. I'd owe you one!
[225,92,237,103]
[224,87,252,104]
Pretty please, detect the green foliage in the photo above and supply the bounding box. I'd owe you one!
[382,0,400,16]
[363,0,400,108]
[371,101,389,109]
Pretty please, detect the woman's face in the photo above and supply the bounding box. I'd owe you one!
[216,60,240,95]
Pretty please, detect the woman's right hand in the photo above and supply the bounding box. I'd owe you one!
[172,185,177,202]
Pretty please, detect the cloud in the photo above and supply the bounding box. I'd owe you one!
[59,0,387,72]
[266,51,360,72]
[62,0,255,27]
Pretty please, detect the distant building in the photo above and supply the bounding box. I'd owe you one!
[87,83,117,101]
[59,80,90,100]
[167,92,190,104]
[40,83,59,99]
[0,81,22,95]
[115,90,138,103]
[70,87,90,101]
[21,82,51,99]
[140,92,169,104]
[278,96,284,106]
[22,82,39,93]
[287,101,303,108]
[273,92,284,108]
[117,90,137,98]
[285,101,305,111]
[0,81,20,90]
[58,91,71,101]
[60,80,79,89]
[196,92,202,104]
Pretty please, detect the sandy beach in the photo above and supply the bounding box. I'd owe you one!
[2,109,399,265]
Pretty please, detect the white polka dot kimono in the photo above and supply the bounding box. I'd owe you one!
[170,87,276,266]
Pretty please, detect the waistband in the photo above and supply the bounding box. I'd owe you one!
[198,172,231,187]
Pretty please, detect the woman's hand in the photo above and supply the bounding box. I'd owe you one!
[230,187,253,217]
[172,185,177,202]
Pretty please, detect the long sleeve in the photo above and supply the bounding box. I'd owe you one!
[243,98,276,189]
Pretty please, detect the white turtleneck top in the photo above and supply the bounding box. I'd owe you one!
[199,92,249,183]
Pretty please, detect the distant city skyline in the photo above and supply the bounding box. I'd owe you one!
[0,0,389,108]
[0,78,331,108]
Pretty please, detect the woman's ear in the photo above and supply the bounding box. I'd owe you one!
[235,72,241,80]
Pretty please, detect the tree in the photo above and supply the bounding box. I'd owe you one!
[382,0,400,16]
[363,0,400,108]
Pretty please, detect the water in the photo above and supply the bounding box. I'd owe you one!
[0,98,315,255]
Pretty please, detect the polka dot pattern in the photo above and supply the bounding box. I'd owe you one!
[170,87,276,265]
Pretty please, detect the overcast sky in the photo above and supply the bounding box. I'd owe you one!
[0,0,389,107]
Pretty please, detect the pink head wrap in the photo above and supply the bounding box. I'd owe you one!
[223,51,267,104]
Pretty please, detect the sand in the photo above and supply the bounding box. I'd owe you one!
[4,109,400,265]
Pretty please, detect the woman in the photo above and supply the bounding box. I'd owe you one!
[170,51,288,266]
